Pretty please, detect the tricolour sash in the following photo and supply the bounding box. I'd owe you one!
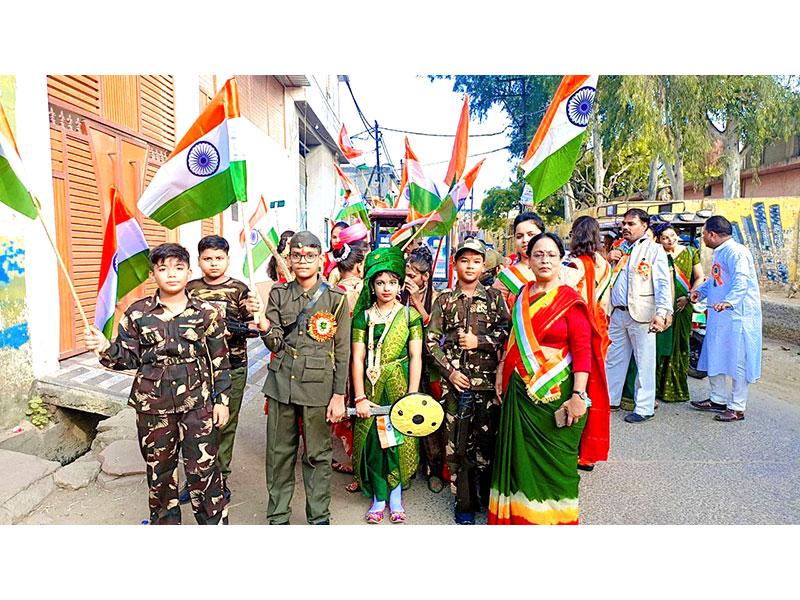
[496,264,534,297]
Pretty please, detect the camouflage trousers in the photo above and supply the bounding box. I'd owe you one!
[136,404,228,525]
[444,390,499,514]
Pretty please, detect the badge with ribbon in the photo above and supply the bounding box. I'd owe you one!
[711,263,723,287]
[307,311,338,342]
[636,259,651,280]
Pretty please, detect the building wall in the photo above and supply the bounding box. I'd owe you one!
[303,144,338,244]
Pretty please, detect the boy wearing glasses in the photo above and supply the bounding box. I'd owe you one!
[425,238,509,524]
[251,231,351,524]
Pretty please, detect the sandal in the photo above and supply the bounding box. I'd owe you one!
[332,461,354,474]
[366,510,384,524]
[345,480,360,493]
[690,399,727,412]
[390,510,406,524]
[714,409,745,422]
[427,474,445,494]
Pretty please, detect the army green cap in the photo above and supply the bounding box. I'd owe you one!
[454,237,486,260]
[484,247,503,271]
[289,230,321,251]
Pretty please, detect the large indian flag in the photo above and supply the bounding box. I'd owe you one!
[521,75,598,203]
[0,102,38,219]
[138,78,247,229]
[95,187,150,339]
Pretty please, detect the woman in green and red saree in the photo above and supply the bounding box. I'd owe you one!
[489,233,610,525]
[654,224,705,402]
[350,246,423,524]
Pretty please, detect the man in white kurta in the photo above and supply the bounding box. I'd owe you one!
[605,209,673,423]
[690,216,762,422]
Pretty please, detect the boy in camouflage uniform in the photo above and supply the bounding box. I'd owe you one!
[425,238,510,524]
[85,243,231,525]
[251,231,351,525]
[187,234,257,498]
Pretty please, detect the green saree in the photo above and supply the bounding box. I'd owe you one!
[352,305,422,501]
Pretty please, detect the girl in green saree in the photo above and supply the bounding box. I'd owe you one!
[351,247,423,524]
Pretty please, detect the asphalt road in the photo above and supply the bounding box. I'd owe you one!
[23,338,800,525]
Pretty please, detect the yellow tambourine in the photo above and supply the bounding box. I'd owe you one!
[390,393,444,438]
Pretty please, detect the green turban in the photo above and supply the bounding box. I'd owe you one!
[352,246,406,318]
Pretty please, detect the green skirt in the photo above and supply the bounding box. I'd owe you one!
[488,372,585,525]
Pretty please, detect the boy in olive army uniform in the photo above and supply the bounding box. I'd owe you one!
[252,231,351,525]
[85,243,231,525]
[425,238,510,524]
[187,235,258,498]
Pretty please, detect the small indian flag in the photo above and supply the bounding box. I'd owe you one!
[0,102,38,219]
[521,75,598,203]
[137,78,247,229]
[95,187,150,339]
[243,226,279,278]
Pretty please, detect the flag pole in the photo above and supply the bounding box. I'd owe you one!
[257,228,291,281]
[400,206,442,252]
[32,199,91,330]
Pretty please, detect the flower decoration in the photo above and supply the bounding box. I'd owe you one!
[308,311,338,342]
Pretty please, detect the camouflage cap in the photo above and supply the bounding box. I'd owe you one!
[454,237,486,259]
[484,247,504,271]
[289,230,321,251]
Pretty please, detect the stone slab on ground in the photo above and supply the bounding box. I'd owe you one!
[99,440,145,476]
[54,460,101,490]
[96,408,136,433]
[34,376,127,417]
[0,450,60,504]
[91,425,137,451]
[96,471,146,491]
[2,475,55,523]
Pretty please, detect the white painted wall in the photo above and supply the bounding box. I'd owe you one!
[15,74,60,376]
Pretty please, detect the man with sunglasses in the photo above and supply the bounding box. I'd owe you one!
[251,231,351,524]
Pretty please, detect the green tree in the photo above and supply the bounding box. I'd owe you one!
[701,75,800,198]
[477,170,564,233]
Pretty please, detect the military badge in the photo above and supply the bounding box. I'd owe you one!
[308,311,337,342]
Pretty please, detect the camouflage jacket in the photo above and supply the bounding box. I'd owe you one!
[425,283,510,394]
[100,292,231,415]
[186,277,252,370]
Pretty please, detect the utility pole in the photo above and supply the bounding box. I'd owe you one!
[374,120,381,200]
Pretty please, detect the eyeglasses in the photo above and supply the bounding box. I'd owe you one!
[289,252,320,263]
[530,252,560,262]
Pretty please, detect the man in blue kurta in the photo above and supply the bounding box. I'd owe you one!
[690,216,762,422]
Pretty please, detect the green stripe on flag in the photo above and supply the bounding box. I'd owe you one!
[243,239,272,278]
[117,250,151,299]
[149,161,247,229]
[409,182,440,216]
[525,135,584,203]
[0,155,37,219]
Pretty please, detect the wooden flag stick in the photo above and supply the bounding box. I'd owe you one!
[257,228,292,282]
[33,199,91,331]
[401,206,441,252]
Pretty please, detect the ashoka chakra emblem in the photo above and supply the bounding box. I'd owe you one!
[566,86,596,127]
[187,141,220,177]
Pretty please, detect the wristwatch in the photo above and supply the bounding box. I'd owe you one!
[572,390,592,408]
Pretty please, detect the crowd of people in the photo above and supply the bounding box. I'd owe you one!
[83,208,763,526]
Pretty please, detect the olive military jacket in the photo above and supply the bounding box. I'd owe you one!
[425,283,510,395]
[100,292,232,415]
[261,278,351,407]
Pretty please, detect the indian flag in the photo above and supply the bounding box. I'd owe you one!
[338,124,367,170]
[95,187,150,339]
[521,75,598,203]
[403,137,441,221]
[444,95,469,191]
[0,102,38,219]
[334,163,356,200]
[243,226,279,278]
[137,78,247,229]
[336,199,370,228]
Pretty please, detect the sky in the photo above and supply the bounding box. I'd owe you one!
[338,74,516,211]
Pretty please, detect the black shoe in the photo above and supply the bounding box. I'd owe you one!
[624,413,654,423]
[610,405,621,412]
[577,463,595,472]
[690,399,727,412]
